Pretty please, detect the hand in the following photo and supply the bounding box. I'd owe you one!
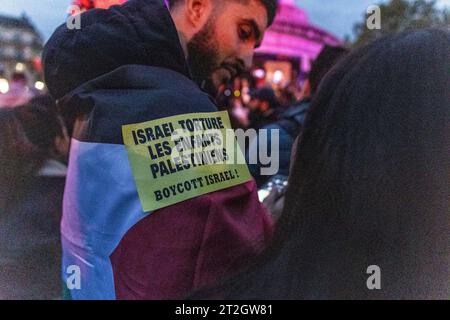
[262,187,285,222]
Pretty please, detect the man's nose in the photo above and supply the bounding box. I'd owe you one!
[242,54,253,70]
[239,45,255,70]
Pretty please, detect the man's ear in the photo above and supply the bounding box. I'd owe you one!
[185,0,212,29]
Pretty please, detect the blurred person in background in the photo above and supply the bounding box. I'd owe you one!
[247,87,280,130]
[0,72,35,109]
[247,45,348,187]
[0,104,69,299]
[276,84,297,110]
[196,28,450,299]
[29,95,58,114]
[28,94,74,137]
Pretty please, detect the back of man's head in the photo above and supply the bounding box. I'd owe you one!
[168,0,278,26]
[251,87,278,110]
[308,45,349,95]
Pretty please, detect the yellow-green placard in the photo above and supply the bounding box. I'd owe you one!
[122,111,252,212]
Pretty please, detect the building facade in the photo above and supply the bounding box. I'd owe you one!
[254,0,342,86]
[0,14,44,84]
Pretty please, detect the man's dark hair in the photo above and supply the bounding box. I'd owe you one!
[308,45,349,94]
[251,87,278,109]
[167,0,278,26]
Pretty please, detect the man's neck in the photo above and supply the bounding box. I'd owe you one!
[176,30,189,58]
[169,8,189,58]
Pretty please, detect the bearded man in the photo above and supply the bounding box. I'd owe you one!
[43,0,277,299]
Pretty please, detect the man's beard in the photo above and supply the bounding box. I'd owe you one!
[187,18,225,96]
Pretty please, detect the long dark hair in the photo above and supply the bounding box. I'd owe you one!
[0,109,43,211]
[200,28,450,299]
[0,105,65,211]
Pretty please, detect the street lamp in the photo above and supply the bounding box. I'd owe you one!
[34,81,45,91]
[0,78,9,94]
[15,63,26,72]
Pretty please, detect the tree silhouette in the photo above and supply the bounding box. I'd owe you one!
[352,0,449,46]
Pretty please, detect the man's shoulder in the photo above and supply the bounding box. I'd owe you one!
[77,64,214,111]
[44,0,188,100]
[64,65,217,145]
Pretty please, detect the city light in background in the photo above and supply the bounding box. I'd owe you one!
[0,77,9,94]
[1,0,448,98]
[5,0,450,42]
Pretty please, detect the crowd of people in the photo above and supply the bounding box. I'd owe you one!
[0,0,449,300]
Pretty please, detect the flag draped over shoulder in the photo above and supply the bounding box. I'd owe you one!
[44,0,273,300]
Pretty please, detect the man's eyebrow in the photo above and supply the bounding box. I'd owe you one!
[242,19,263,48]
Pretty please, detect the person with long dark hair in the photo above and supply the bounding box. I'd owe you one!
[197,28,450,300]
[0,109,40,210]
[0,105,69,299]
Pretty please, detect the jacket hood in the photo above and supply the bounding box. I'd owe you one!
[43,0,190,100]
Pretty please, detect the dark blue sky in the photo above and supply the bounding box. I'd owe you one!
[1,0,448,41]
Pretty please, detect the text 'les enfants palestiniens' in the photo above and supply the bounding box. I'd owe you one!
[129,116,231,179]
